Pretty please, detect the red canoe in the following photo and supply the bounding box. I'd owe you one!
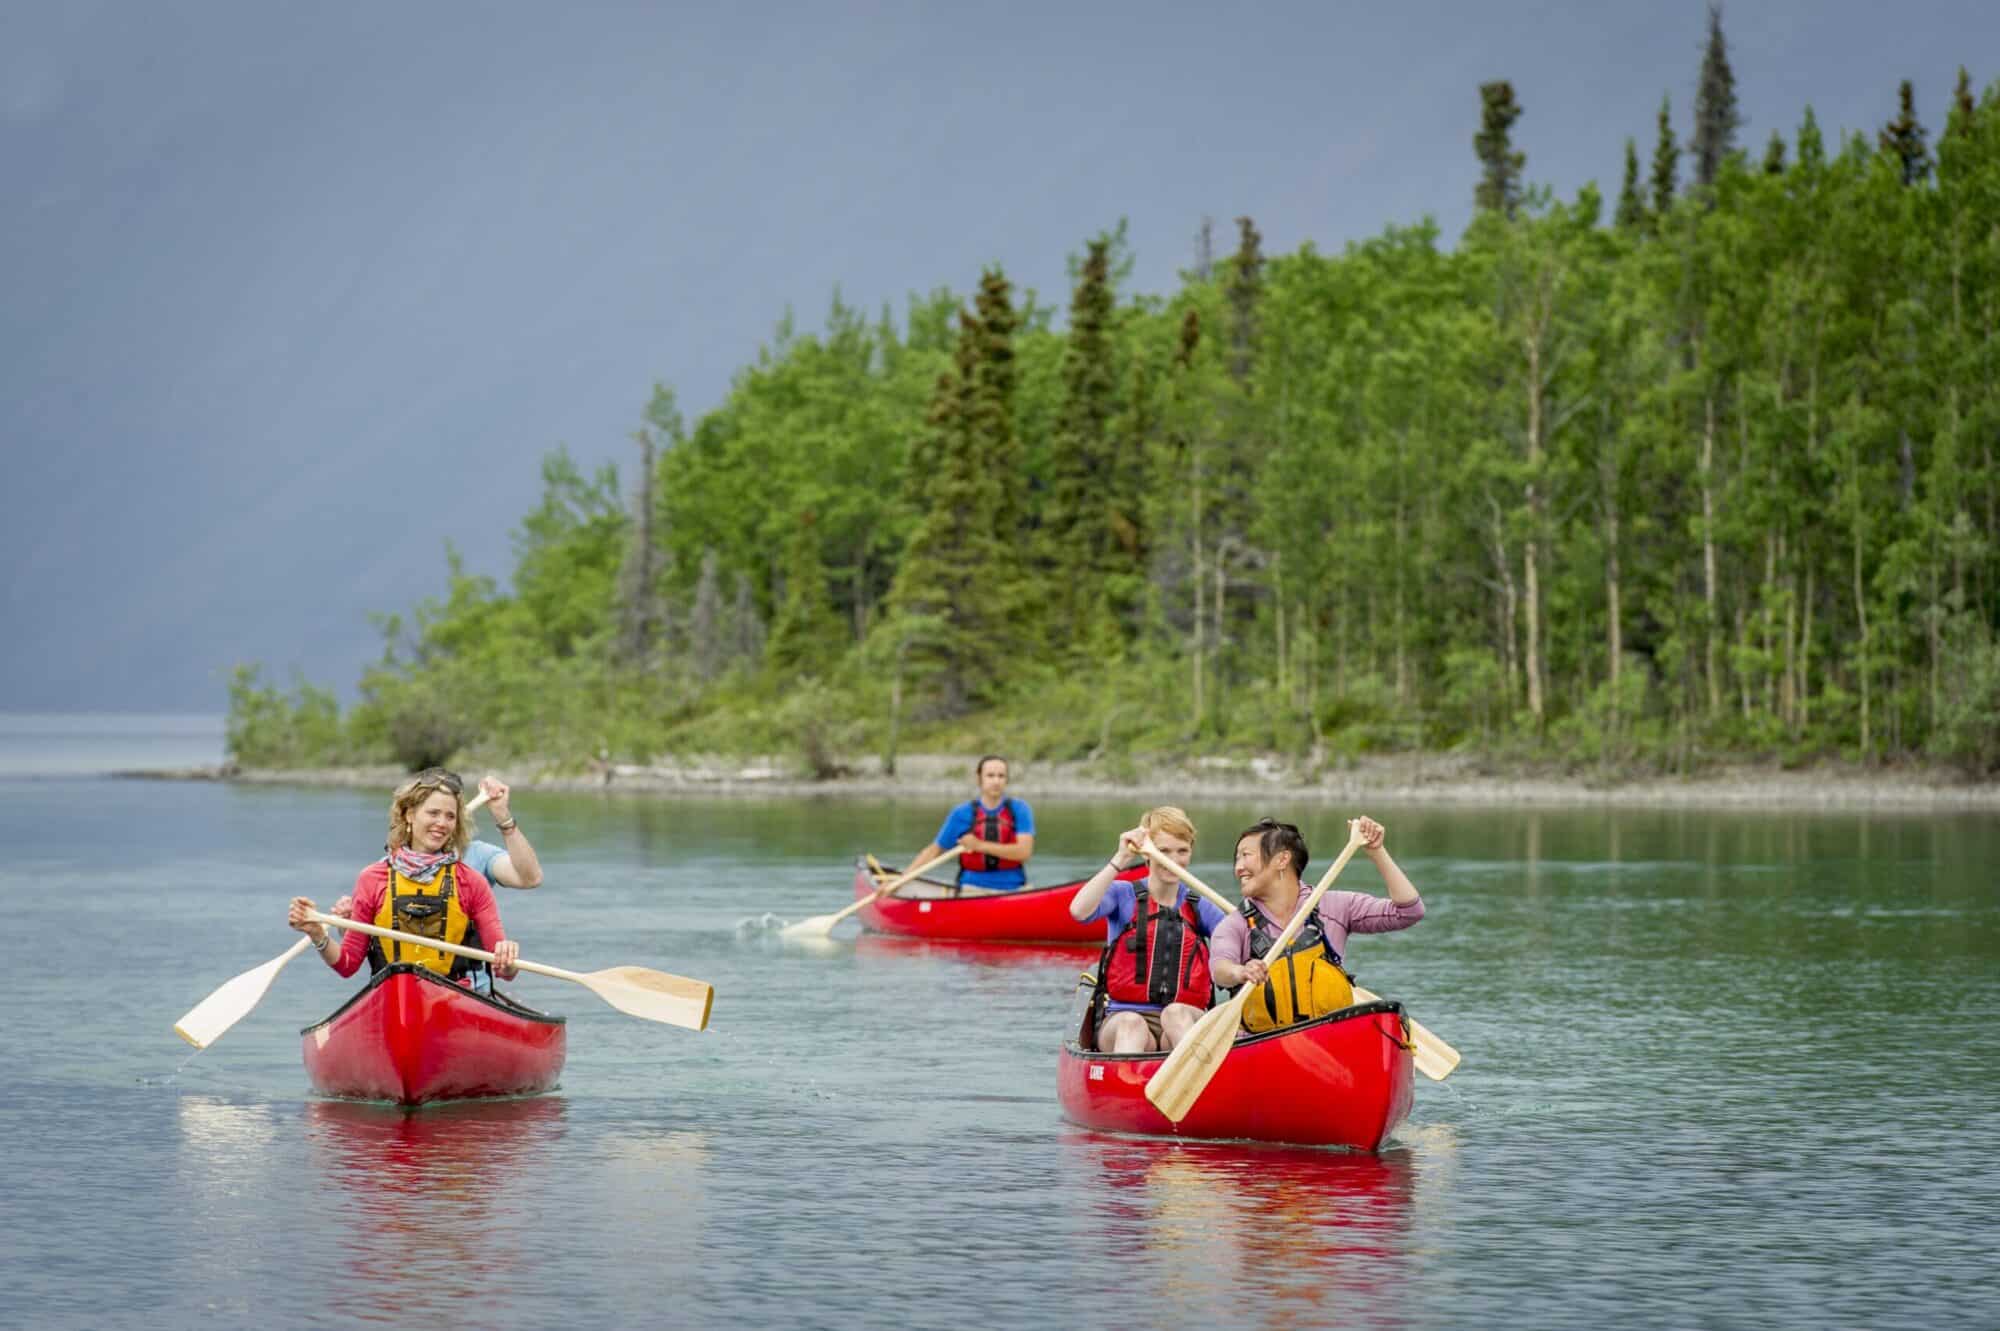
[851,859,1148,944]
[301,964,567,1106]
[1057,999,1416,1151]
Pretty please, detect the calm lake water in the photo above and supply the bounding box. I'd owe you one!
[2,748,1995,1328]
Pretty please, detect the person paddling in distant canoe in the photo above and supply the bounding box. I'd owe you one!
[1068,806,1227,1053]
[288,767,521,993]
[1209,817,1424,1033]
[898,755,1036,893]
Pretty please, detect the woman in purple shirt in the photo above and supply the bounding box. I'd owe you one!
[1208,815,1425,994]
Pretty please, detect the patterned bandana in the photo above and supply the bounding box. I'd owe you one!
[386,846,458,884]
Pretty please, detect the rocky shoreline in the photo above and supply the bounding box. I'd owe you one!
[122,751,2000,811]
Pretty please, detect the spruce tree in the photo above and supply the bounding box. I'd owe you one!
[1796,105,1825,173]
[1615,137,1648,231]
[1691,3,1742,189]
[1762,130,1787,175]
[886,277,1022,713]
[766,511,843,675]
[1879,79,1933,185]
[1473,81,1526,218]
[1226,216,1264,388]
[1043,235,1122,648]
[1651,94,1680,218]
[1947,67,1976,140]
[969,268,1024,534]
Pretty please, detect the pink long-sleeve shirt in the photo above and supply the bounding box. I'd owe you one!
[330,861,506,977]
[1209,884,1424,969]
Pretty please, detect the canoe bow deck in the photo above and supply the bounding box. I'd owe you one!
[1057,1000,1416,1151]
[851,858,1148,944]
[301,963,567,1106]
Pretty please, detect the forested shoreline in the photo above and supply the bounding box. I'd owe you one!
[229,19,2000,783]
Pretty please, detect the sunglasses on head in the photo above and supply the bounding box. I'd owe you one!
[414,767,463,794]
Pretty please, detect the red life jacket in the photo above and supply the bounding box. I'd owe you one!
[957,798,1019,874]
[1101,886,1212,1010]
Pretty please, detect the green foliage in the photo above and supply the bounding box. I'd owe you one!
[224,666,350,767]
[225,63,2000,785]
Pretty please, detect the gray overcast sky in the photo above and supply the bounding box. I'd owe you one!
[3,0,1991,713]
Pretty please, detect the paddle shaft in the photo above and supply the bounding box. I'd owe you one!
[306,910,580,983]
[868,846,961,900]
[1137,839,1236,914]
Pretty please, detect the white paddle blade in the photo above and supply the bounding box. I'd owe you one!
[172,938,311,1049]
[588,967,715,1031]
[780,912,843,940]
[1412,1026,1462,1080]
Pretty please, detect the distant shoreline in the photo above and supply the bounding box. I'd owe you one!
[121,752,2000,811]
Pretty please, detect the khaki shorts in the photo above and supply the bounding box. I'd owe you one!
[1102,1008,1165,1043]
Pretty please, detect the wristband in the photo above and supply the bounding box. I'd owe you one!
[496,817,519,833]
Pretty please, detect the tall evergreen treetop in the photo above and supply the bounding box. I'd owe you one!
[1761,130,1787,174]
[1796,105,1826,173]
[1650,94,1680,218]
[1879,79,1933,185]
[1691,3,1743,188]
[1947,67,1977,140]
[1043,235,1123,645]
[1474,80,1527,218]
[1226,216,1264,388]
[1615,137,1648,230]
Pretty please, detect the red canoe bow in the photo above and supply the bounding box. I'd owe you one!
[301,964,566,1106]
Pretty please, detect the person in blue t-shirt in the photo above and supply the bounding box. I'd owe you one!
[1068,806,1227,1053]
[898,755,1036,892]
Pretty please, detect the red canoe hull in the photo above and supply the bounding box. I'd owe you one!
[1057,1002,1416,1151]
[301,965,567,1106]
[851,860,1146,944]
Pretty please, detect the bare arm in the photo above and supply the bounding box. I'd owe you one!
[1068,827,1145,920]
[902,843,946,880]
[479,776,544,888]
[1357,816,1419,905]
[961,832,1035,864]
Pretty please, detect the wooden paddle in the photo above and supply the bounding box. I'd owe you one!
[306,911,713,1030]
[1143,824,1368,1122]
[172,790,493,1049]
[780,846,960,939]
[1137,839,1462,1082]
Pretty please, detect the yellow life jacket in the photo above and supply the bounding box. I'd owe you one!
[370,863,480,978]
[1238,898,1355,1034]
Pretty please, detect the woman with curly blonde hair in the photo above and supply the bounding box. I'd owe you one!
[286,767,521,991]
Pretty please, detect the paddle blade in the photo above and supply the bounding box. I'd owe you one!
[781,892,869,939]
[1143,992,1248,1123]
[1353,985,1461,1082]
[1410,1022,1461,1081]
[172,938,311,1049]
[780,910,843,940]
[583,966,714,1031]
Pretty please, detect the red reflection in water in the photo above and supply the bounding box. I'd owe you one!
[1066,1131,1418,1318]
[304,1096,569,1310]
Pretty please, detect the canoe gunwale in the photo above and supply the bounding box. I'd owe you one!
[299,961,567,1037]
[1060,997,1407,1063]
